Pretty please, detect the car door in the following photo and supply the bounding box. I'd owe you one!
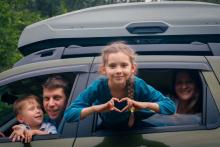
[72,55,220,147]
[0,58,92,147]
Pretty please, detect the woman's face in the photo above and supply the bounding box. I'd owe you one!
[175,72,196,101]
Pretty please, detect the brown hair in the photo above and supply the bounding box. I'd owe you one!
[101,41,136,66]
[42,75,70,98]
[13,94,41,116]
[100,41,136,99]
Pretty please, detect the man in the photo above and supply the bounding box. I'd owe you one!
[42,75,70,128]
[10,75,69,141]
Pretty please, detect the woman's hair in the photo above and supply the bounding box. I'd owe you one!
[173,70,202,114]
[100,41,136,66]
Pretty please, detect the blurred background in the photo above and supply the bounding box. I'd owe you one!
[0,0,219,72]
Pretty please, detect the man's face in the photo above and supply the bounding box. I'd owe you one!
[43,88,67,120]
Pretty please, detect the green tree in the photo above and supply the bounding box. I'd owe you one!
[0,0,41,72]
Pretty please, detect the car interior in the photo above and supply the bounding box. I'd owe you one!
[0,72,76,138]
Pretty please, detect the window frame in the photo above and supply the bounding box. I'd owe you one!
[0,64,90,143]
[76,61,217,137]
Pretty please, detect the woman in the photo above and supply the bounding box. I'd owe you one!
[145,70,202,126]
[173,70,202,114]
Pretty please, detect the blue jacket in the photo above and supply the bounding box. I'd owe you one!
[64,76,176,127]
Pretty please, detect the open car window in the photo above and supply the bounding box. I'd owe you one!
[90,69,205,136]
[0,72,76,138]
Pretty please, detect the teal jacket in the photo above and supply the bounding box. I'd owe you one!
[64,76,176,127]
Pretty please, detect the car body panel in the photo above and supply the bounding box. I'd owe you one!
[92,55,211,72]
[0,142,23,147]
[202,71,220,112]
[0,57,93,83]
[206,56,220,81]
[30,138,75,147]
[73,127,220,147]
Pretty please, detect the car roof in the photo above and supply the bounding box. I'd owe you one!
[0,55,209,83]
[18,1,220,56]
[0,57,93,83]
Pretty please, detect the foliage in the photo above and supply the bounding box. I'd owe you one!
[0,0,41,72]
[0,0,219,72]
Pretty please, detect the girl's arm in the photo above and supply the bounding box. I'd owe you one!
[132,100,160,112]
[121,97,160,112]
[134,78,176,114]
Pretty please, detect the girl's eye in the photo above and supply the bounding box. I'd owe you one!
[121,63,128,68]
[108,64,116,68]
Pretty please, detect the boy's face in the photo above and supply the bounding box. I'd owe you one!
[43,88,67,121]
[17,99,43,129]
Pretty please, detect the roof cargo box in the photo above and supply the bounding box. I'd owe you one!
[18,1,220,56]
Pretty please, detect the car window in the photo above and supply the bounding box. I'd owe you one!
[91,69,204,135]
[0,72,76,137]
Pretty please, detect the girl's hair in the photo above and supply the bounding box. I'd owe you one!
[13,94,41,115]
[100,41,136,66]
[173,70,202,114]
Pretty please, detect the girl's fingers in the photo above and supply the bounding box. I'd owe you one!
[111,97,120,102]
[121,105,129,112]
[112,107,121,112]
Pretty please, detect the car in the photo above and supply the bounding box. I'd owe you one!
[1,1,220,147]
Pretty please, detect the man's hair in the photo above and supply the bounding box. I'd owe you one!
[13,94,41,116]
[42,75,70,98]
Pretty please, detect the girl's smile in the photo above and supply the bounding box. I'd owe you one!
[103,52,135,86]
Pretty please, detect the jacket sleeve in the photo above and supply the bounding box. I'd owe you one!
[64,80,99,122]
[137,78,176,115]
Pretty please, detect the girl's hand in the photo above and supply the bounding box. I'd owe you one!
[120,97,147,112]
[120,98,160,113]
[94,97,121,112]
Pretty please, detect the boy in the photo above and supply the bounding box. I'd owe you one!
[9,95,57,143]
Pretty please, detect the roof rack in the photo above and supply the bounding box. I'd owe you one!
[14,42,217,67]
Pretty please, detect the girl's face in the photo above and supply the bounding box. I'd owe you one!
[175,72,196,101]
[103,52,136,86]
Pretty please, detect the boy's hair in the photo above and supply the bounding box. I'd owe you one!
[42,75,70,98]
[101,41,136,66]
[13,95,41,116]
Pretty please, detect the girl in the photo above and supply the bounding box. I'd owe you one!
[64,42,175,128]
